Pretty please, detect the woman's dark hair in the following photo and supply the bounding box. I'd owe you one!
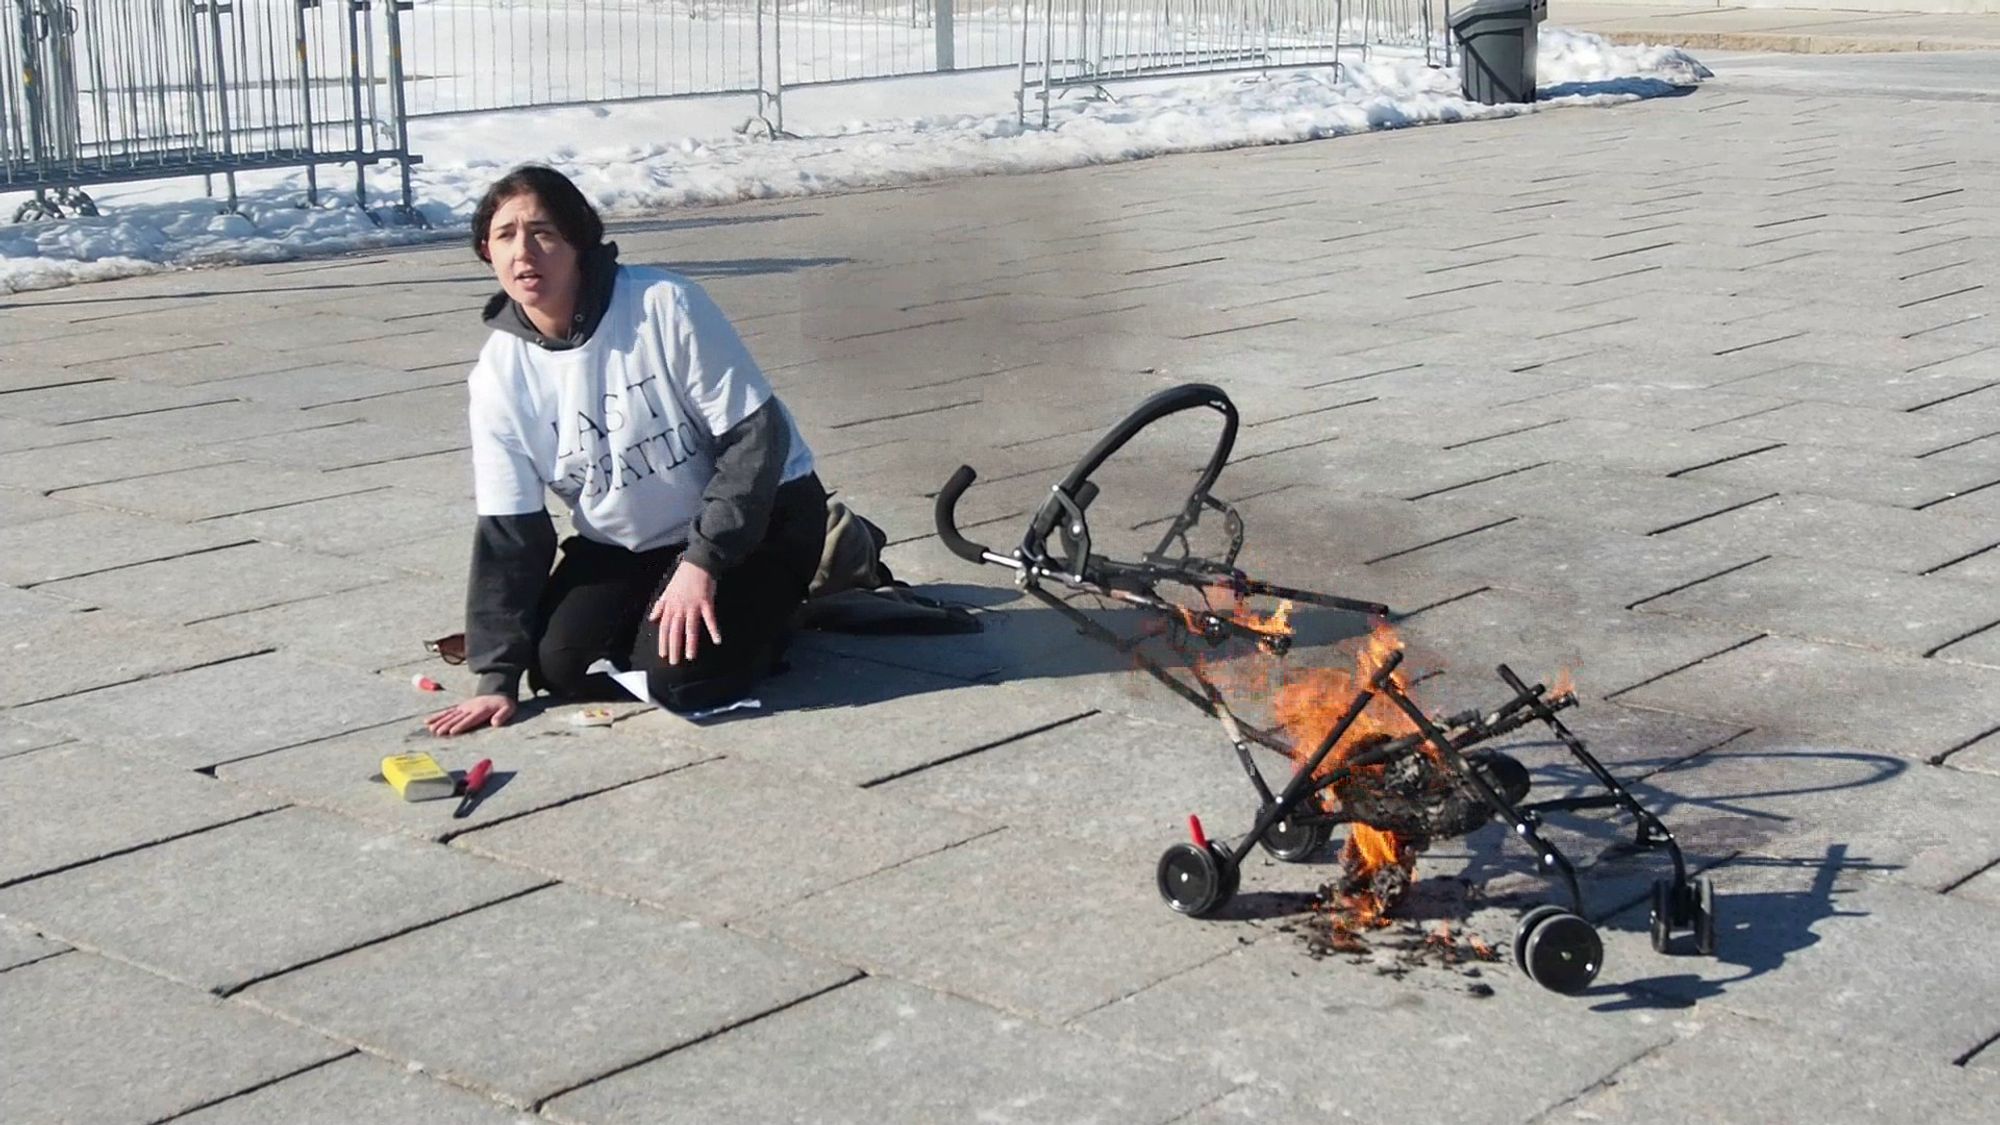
[471,165,604,262]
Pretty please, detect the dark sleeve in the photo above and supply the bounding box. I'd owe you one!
[466,511,557,699]
[682,400,790,575]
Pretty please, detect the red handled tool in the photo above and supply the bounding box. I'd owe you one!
[452,759,493,819]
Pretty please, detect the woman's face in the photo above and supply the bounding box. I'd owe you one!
[485,192,580,319]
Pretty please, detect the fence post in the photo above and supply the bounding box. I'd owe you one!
[934,0,953,71]
[344,0,368,208]
[382,0,419,219]
[293,0,320,206]
[201,0,241,212]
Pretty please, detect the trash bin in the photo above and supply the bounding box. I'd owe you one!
[1450,0,1547,106]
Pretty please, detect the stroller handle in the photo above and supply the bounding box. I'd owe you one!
[1025,382,1238,558]
[934,464,995,564]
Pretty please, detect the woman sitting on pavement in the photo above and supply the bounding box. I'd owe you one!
[428,164,827,735]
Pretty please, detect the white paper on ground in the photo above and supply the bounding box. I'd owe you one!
[585,658,763,721]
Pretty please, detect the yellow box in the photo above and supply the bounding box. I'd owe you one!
[381,752,457,802]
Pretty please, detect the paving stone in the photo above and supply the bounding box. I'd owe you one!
[0,918,66,970]
[0,380,237,426]
[742,830,1248,1022]
[194,576,465,673]
[1654,492,1999,575]
[1716,360,1999,412]
[245,883,855,1109]
[11,651,429,769]
[1932,618,2000,669]
[1701,400,1993,459]
[544,977,1225,1125]
[202,486,472,558]
[1373,515,1766,609]
[1447,416,1776,476]
[317,449,479,502]
[0,484,70,525]
[457,757,990,923]
[0,508,249,586]
[1680,442,1995,509]
[0,435,234,493]
[1421,461,1776,537]
[0,609,267,708]
[0,808,542,992]
[1637,732,2000,896]
[74,341,318,386]
[1616,636,2000,763]
[54,459,377,523]
[1922,477,2000,524]
[175,1054,535,1125]
[0,717,66,761]
[0,954,347,1124]
[348,528,474,579]
[1231,488,1533,569]
[36,541,392,625]
[667,640,1096,785]
[205,419,468,473]
[1527,383,1792,430]
[0,416,83,453]
[880,711,1279,855]
[58,400,358,446]
[217,704,706,840]
[0,744,282,886]
[1547,1012,2000,1125]
[1073,938,1674,1124]
[1398,587,1759,704]
[201,363,455,410]
[1637,556,2000,657]
[1591,855,2000,1066]
[1170,1086,1328,1125]
[247,313,433,352]
[283,329,483,374]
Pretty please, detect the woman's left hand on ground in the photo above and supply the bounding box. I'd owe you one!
[650,559,721,665]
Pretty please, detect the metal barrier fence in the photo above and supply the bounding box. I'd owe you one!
[1024,0,1346,125]
[2,0,419,222]
[5,1,1458,220]
[393,1,1024,127]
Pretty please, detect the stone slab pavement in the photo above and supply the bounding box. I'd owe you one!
[3,51,2000,1125]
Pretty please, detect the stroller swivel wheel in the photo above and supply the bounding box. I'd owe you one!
[1518,911,1603,995]
[1649,879,1674,954]
[1693,875,1717,956]
[1157,842,1232,917]
[1260,817,1332,863]
[1213,842,1240,903]
[1513,904,1567,970]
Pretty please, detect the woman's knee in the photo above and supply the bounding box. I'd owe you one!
[534,637,609,698]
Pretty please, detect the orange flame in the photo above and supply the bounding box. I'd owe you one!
[1551,667,1577,700]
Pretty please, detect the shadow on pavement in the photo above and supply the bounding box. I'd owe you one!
[1583,845,1884,1012]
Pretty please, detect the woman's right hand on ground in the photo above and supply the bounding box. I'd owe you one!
[426,693,517,737]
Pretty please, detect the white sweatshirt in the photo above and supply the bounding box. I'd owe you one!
[467,266,814,553]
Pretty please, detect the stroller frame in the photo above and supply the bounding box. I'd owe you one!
[933,383,1716,993]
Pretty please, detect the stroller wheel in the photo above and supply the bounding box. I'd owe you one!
[1157,842,1231,917]
[1513,904,1566,970]
[1259,817,1332,863]
[1519,911,1603,995]
[1649,879,1673,953]
[1693,876,1717,956]
[1465,749,1531,806]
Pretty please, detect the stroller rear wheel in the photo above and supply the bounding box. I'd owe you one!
[1693,875,1717,955]
[1517,909,1602,994]
[1259,816,1332,863]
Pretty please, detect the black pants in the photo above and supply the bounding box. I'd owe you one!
[532,474,828,712]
